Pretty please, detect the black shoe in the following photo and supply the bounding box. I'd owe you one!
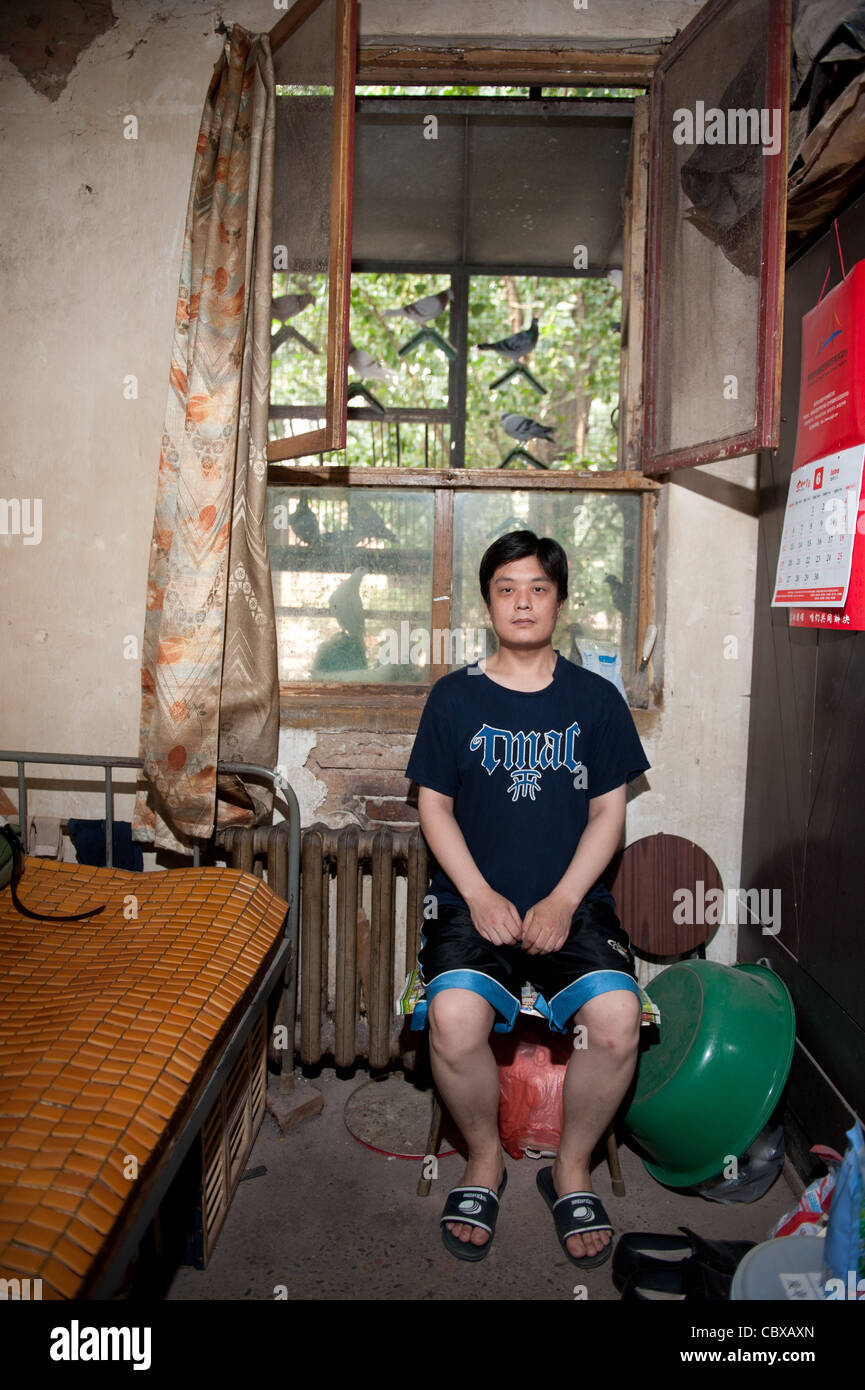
[613,1227,755,1296]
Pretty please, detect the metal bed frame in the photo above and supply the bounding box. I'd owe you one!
[0,750,301,1297]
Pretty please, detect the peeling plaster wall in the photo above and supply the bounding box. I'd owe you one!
[0,0,118,102]
[275,726,327,826]
[0,0,277,823]
[1,0,760,963]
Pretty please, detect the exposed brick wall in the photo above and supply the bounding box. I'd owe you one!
[363,797,418,824]
[0,2,117,102]
[307,731,418,829]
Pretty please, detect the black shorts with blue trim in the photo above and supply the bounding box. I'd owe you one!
[411,898,639,1035]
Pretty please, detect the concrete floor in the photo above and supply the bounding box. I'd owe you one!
[165,1068,799,1303]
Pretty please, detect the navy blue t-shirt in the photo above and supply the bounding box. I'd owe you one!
[405,652,650,918]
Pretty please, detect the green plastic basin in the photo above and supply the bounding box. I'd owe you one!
[623,960,795,1187]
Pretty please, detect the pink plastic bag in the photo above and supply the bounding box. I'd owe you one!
[492,1023,573,1159]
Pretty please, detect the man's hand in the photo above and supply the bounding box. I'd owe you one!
[465,886,523,947]
[521,893,575,955]
[418,787,523,947]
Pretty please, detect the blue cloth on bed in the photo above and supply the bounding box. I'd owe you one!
[67,819,143,872]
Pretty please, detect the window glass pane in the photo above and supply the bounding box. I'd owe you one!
[267,487,434,682]
[452,491,640,668]
[270,268,329,445]
[468,276,621,470]
[646,0,787,467]
[270,0,341,450]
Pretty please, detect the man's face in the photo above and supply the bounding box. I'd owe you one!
[486,554,563,651]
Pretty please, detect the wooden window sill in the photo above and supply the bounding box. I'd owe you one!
[279,683,662,734]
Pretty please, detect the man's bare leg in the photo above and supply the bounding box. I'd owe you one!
[428,988,504,1248]
[551,990,641,1261]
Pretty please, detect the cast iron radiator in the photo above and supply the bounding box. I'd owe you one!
[298,825,429,1069]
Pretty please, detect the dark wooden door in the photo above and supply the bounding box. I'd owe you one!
[740,189,865,1166]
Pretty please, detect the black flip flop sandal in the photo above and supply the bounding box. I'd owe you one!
[440,1171,508,1262]
[536,1167,613,1269]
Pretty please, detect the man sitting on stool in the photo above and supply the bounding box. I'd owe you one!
[406,530,650,1267]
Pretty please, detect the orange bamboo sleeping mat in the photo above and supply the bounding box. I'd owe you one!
[0,858,288,1298]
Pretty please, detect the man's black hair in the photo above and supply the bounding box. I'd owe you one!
[479,530,568,606]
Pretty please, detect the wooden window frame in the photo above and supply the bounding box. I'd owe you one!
[642,0,791,474]
[268,464,660,730]
[354,48,656,88]
[268,0,357,461]
[265,33,662,731]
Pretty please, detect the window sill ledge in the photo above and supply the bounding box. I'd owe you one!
[279,684,662,734]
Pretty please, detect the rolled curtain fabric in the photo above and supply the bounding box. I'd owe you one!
[133,26,278,853]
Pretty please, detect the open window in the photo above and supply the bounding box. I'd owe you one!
[263,0,792,720]
[268,0,357,461]
[643,0,791,473]
[263,68,658,720]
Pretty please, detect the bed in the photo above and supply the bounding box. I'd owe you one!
[0,752,299,1299]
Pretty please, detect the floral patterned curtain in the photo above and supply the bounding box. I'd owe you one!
[133,26,278,854]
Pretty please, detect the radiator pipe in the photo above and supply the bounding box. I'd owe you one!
[300,829,324,1067]
[334,826,360,1068]
[369,829,395,1070]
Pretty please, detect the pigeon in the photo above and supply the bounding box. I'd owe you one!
[348,341,398,384]
[348,498,397,544]
[311,630,367,675]
[271,294,318,353]
[384,288,453,324]
[328,567,367,641]
[571,501,592,548]
[272,292,315,320]
[605,573,628,617]
[501,412,556,444]
[289,496,318,545]
[478,317,539,361]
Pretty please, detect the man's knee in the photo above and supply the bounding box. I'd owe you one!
[428,987,494,1059]
[576,991,641,1063]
